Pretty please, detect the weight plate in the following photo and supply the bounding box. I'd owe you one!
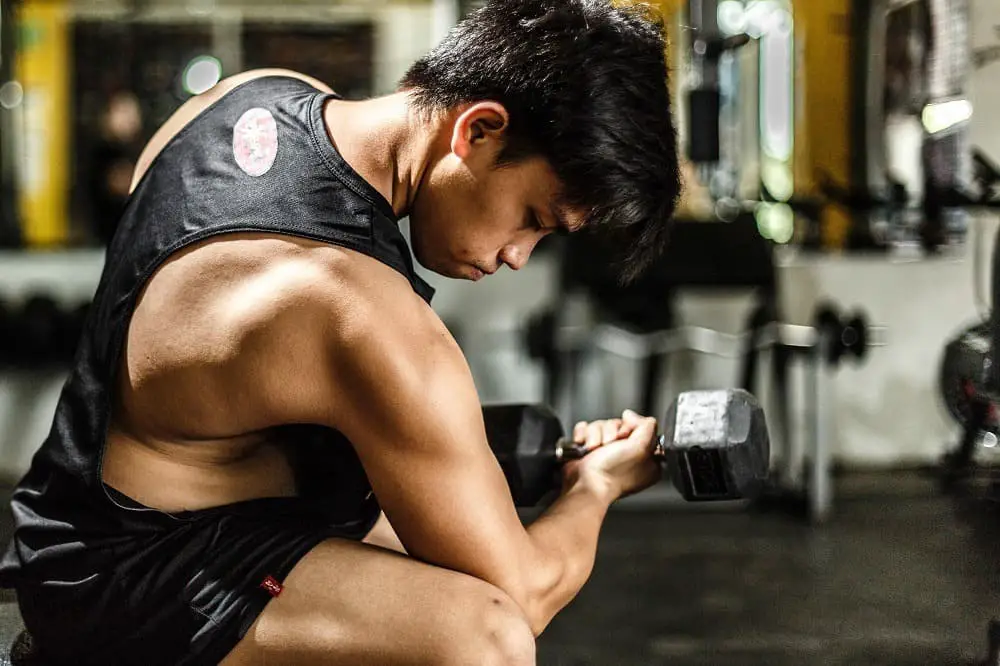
[939,320,993,424]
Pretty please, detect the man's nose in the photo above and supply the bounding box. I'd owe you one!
[499,242,531,271]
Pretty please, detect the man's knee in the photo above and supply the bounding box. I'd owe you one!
[446,586,535,666]
[481,594,535,666]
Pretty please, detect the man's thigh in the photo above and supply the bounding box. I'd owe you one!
[219,539,535,666]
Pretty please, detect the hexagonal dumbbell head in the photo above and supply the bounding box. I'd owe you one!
[483,403,565,507]
[662,389,770,501]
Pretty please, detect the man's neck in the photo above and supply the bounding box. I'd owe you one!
[322,91,437,219]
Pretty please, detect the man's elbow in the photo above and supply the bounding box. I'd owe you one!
[524,606,553,639]
[502,586,550,638]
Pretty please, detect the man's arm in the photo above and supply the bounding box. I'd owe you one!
[313,262,642,635]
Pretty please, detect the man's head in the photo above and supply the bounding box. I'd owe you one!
[400,0,681,284]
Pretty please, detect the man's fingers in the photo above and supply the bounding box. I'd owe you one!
[623,409,656,429]
[622,408,644,425]
[574,412,652,449]
[632,418,658,447]
[617,419,638,438]
[622,409,657,445]
[585,423,605,450]
[601,419,621,445]
[572,419,627,452]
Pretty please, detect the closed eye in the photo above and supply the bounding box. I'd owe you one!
[525,209,545,232]
[527,208,571,236]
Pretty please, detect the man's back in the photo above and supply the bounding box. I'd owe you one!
[105,232,380,513]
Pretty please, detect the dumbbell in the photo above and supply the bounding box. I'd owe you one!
[483,388,770,507]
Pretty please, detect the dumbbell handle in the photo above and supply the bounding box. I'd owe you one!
[555,435,668,463]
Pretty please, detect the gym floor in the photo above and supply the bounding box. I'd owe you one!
[537,474,1000,666]
[0,474,996,665]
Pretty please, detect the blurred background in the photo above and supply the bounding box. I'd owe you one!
[1,0,1000,664]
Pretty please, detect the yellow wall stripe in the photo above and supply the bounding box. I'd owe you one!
[16,0,69,247]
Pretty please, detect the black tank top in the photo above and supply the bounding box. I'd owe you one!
[0,76,433,583]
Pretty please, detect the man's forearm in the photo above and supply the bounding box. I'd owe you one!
[522,475,614,635]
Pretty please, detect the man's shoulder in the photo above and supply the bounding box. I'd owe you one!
[152,233,432,355]
[138,235,448,429]
[219,68,336,96]
[267,241,460,428]
[304,243,441,345]
[131,69,335,193]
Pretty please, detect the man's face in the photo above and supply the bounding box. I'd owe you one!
[408,102,584,281]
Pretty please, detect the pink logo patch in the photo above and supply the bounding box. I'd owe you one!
[233,108,278,177]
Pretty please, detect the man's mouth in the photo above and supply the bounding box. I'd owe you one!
[469,265,496,281]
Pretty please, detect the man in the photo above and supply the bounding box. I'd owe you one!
[0,1,681,663]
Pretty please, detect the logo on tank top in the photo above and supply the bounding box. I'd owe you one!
[233,108,278,177]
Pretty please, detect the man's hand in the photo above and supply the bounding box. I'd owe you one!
[563,410,663,501]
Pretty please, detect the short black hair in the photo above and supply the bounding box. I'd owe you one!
[400,0,681,284]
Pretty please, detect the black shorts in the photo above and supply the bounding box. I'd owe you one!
[15,487,379,666]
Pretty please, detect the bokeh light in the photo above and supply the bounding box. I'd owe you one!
[182,55,223,96]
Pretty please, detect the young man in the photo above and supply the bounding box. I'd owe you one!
[0,1,681,663]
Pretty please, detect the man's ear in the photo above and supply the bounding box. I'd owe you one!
[451,102,509,161]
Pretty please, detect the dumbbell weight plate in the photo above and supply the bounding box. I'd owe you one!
[843,311,869,362]
[483,403,565,507]
[663,389,770,501]
[814,304,874,366]
[814,304,844,366]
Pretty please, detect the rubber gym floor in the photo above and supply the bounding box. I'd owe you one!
[0,473,996,665]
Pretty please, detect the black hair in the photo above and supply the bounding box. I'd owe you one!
[400,0,681,283]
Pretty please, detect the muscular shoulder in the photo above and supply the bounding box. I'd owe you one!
[302,246,466,431]
[203,235,442,361]
[314,246,454,371]
[124,234,448,434]
[237,239,456,427]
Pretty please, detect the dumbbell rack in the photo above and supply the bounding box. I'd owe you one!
[540,293,845,523]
